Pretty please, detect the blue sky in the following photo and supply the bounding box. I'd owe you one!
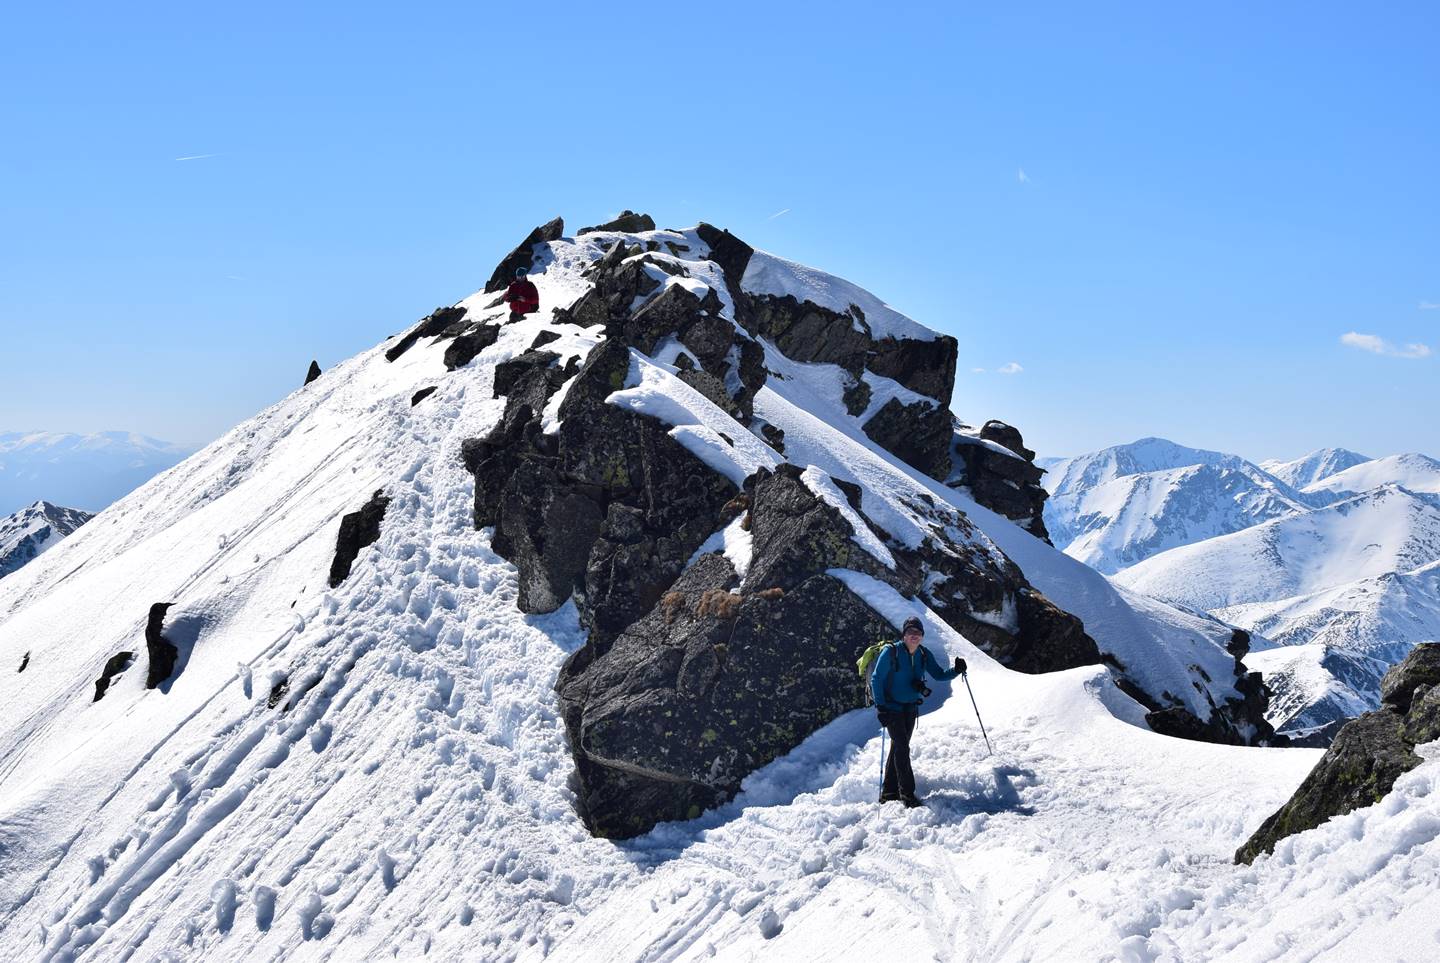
[3,1,1436,462]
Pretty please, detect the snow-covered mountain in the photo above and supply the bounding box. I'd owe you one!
[1043,438,1315,574]
[0,430,195,515]
[0,217,1430,959]
[0,500,92,579]
[1301,452,1440,499]
[1260,447,1371,490]
[1112,484,1440,610]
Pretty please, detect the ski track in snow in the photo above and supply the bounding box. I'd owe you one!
[1,232,1436,961]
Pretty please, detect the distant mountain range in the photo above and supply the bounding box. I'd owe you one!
[0,431,194,515]
[1044,439,1440,739]
[0,500,92,578]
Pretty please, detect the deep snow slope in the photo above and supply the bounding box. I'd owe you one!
[1260,447,1371,490]
[1302,452,1440,498]
[2,223,1430,961]
[0,500,91,579]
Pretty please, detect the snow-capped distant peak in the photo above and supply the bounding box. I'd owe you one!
[1302,452,1440,498]
[0,500,92,579]
[1259,447,1372,489]
[1043,437,1247,498]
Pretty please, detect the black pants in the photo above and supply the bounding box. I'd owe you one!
[880,708,919,797]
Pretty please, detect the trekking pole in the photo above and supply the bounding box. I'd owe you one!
[879,726,886,788]
[961,673,993,756]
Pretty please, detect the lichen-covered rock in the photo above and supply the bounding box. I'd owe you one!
[484,216,563,293]
[1379,642,1440,712]
[556,553,893,838]
[1236,644,1440,862]
[1236,708,1422,863]
[578,210,656,234]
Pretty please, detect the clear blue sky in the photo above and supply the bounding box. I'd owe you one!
[3,1,1436,462]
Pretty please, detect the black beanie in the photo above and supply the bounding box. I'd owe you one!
[901,616,924,636]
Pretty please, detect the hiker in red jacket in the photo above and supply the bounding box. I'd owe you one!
[504,267,540,323]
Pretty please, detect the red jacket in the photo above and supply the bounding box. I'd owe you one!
[504,278,539,315]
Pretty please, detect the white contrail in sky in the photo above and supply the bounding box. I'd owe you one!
[175,153,221,161]
[768,208,791,219]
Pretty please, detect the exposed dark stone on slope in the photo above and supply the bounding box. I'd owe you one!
[560,248,663,329]
[867,337,958,408]
[93,651,135,702]
[386,306,469,362]
[410,386,437,406]
[1379,643,1440,712]
[493,350,560,398]
[267,676,290,709]
[443,323,500,371]
[17,651,28,672]
[760,423,785,454]
[328,490,390,588]
[305,360,322,386]
[1236,644,1440,863]
[694,222,753,317]
[862,397,954,480]
[1227,628,1251,660]
[952,423,1051,541]
[557,552,892,838]
[145,602,177,689]
[530,330,562,350]
[485,216,564,293]
[842,377,872,417]
[749,294,872,373]
[1236,708,1421,863]
[578,211,656,234]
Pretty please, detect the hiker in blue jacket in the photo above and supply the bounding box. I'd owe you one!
[870,616,966,807]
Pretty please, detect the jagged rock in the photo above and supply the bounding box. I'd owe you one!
[952,425,1051,541]
[328,490,389,588]
[1144,706,1214,742]
[1227,628,1251,660]
[386,306,468,362]
[1236,708,1421,863]
[485,217,564,293]
[1404,683,1440,745]
[17,651,28,672]
[267,676,290,710]
[678,369,740,418]
[443,324,500,371]
[842,377,872,417]
[305,360,322,386]
[863,398,954,480]
[93,651,134,702]
[1379,643,1440,712]
[760,423,785,454]
[578,210,656,234]
[694,222,753,314]
[556,553,893,838]
[561,249,663,329]
[749,294,872,373]
[410,386,437,406]
[979,420,1035,460]
[145,602,177,689]
[1236,644,1440,862]
[867,337,958,408]
[530,330,561,350]
[493,350,560,398]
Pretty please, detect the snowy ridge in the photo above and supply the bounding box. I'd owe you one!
[1259,447,1371,490]
[1302,452,1440,498]
[2,222,1428,960]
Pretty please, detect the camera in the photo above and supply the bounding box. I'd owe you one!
[912,679,931,698]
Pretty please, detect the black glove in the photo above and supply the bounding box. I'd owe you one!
[954,656,967,676]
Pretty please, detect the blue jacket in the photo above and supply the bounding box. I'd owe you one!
[870,641,959,712]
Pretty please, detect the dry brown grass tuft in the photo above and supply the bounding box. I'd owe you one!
[660,591,687,623]
[697,588,743,621]
[755,587,784,601]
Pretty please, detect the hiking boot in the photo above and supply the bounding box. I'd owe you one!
[878,790,901,804]
[900,793,924,808]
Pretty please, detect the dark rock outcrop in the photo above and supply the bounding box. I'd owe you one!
[328,490,390,588]
[305,360,322,385]
[493,350,560,398]
[93,651,134,702]
[862,398,954,481]
[410,386,438,406]
[951,422,1051,542]
[145,602,177,689]
[386,306,468,362]
[485,217,564,293]
[443,324,500,371]
[578,211,656,235]
[17,651,28,672]
[1237,643,1440,863]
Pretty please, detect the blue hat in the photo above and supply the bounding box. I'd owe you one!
[514,267,527,277]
